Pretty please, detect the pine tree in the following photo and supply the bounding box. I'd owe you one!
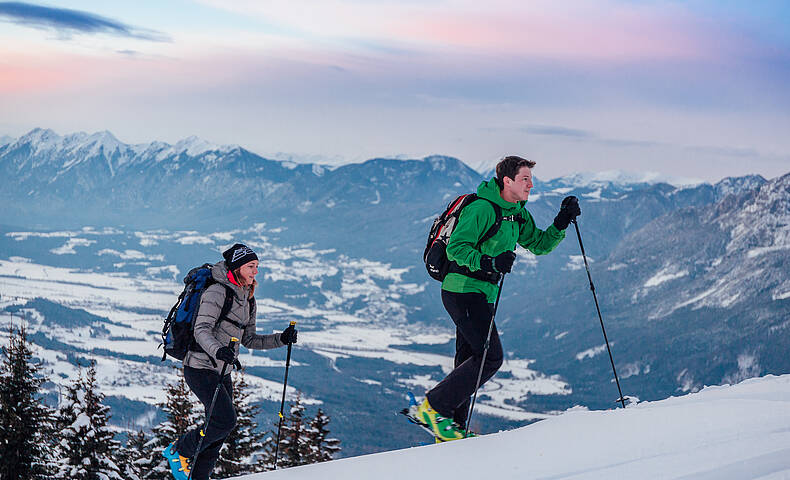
[305,408,341,464]
[52,366,84,478]
[115,429,149,480]
[57,362,123,480]
[54,370,81,431]
[145,369,200,480]
[0,323,57,480]
[272,393,312,469]
[213,369,268,478]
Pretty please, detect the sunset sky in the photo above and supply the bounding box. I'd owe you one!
[1,1,789,181]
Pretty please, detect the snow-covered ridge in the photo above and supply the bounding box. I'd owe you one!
[549,170,705,188]
[5,128,241,164]
[237,374,790,480]
[2,129,771,192]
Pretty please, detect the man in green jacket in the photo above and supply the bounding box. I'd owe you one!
[417,155,580,441]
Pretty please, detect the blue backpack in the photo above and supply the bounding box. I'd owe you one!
[160,263,236,364]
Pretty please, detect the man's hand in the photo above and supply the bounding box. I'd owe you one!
[480,251,516,274]
[553,195,581,230]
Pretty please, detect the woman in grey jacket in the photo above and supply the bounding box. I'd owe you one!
[165,243,297,480]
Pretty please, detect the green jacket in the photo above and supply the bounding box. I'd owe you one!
[441,177,565,302]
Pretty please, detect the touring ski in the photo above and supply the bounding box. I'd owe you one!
[399,392,445,443]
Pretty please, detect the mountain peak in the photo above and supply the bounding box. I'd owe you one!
[553,170,704,188]
[25,127,57,138]
[20,127,58,143]
[83,130,124,153]
[15,128,63,155]
[714,174,767,198]
[172,135,238,156]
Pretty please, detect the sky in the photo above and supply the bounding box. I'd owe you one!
[1,1,789,181]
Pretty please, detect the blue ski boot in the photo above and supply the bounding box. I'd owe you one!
[162,441,191,480]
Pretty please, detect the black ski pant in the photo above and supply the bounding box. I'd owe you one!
[426,290,503,429]
[175,366,236,480]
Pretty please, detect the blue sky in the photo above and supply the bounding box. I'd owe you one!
[1,0,788,181]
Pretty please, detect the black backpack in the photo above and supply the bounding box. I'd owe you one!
[423,194,504,282]
[160,263,243,365]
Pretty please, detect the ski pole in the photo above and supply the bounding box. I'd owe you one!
[572,219,626,408]
[187,337,238,480]
[465,273,506,437]
[273,321,297,470]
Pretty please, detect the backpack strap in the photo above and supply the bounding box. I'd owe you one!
[449,198,523,284]
[476,199,502,247]
[213,284,247,329]
[188,284,246,365]
[218,285,237,327]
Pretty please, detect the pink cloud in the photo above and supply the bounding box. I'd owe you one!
[196,0,726,63]
[379,5,717,62]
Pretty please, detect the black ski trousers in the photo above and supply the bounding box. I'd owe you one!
[426,290,503,429]
[176,366,236,480]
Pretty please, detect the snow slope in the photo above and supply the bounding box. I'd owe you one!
[240,374,790,479]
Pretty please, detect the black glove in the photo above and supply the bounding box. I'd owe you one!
[553,195,581,230]
[480,251,516,274]
[280,324,298,345]
[215,346,235,365]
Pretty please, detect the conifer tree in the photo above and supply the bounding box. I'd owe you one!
[272,393,312,469]
[57,362,123,480]
[213,369,267,477]
[54,369,82,431]
[0,323,57,480]
[146,370,200,480]
[305,408,341,464]
[115,429,149,480]
[52,366,84,478]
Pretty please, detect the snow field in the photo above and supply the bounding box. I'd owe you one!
[237,375,790,480]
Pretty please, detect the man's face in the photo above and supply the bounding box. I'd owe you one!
[504,166,533,202]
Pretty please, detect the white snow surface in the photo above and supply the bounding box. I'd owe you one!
[644,267,689,288]
[236,374,790,480]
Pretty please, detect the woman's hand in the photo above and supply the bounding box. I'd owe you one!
[280,324,298,345]
[215,346,235,364]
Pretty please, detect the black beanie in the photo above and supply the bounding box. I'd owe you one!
[222,243,258,271]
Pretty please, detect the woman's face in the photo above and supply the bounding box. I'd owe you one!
[238,260,259,285]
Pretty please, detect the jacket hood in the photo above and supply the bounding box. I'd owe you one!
[476,177,526,213]
[211,261,249,300]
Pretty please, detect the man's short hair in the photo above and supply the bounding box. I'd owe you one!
[496,155,536,188]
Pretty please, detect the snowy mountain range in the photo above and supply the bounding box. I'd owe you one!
[1,128,788,457]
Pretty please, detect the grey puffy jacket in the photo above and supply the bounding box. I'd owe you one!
[184,261,284,374]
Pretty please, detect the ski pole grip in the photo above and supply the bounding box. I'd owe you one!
[228,337,239,348]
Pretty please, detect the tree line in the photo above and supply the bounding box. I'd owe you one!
[0,324,340,480]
